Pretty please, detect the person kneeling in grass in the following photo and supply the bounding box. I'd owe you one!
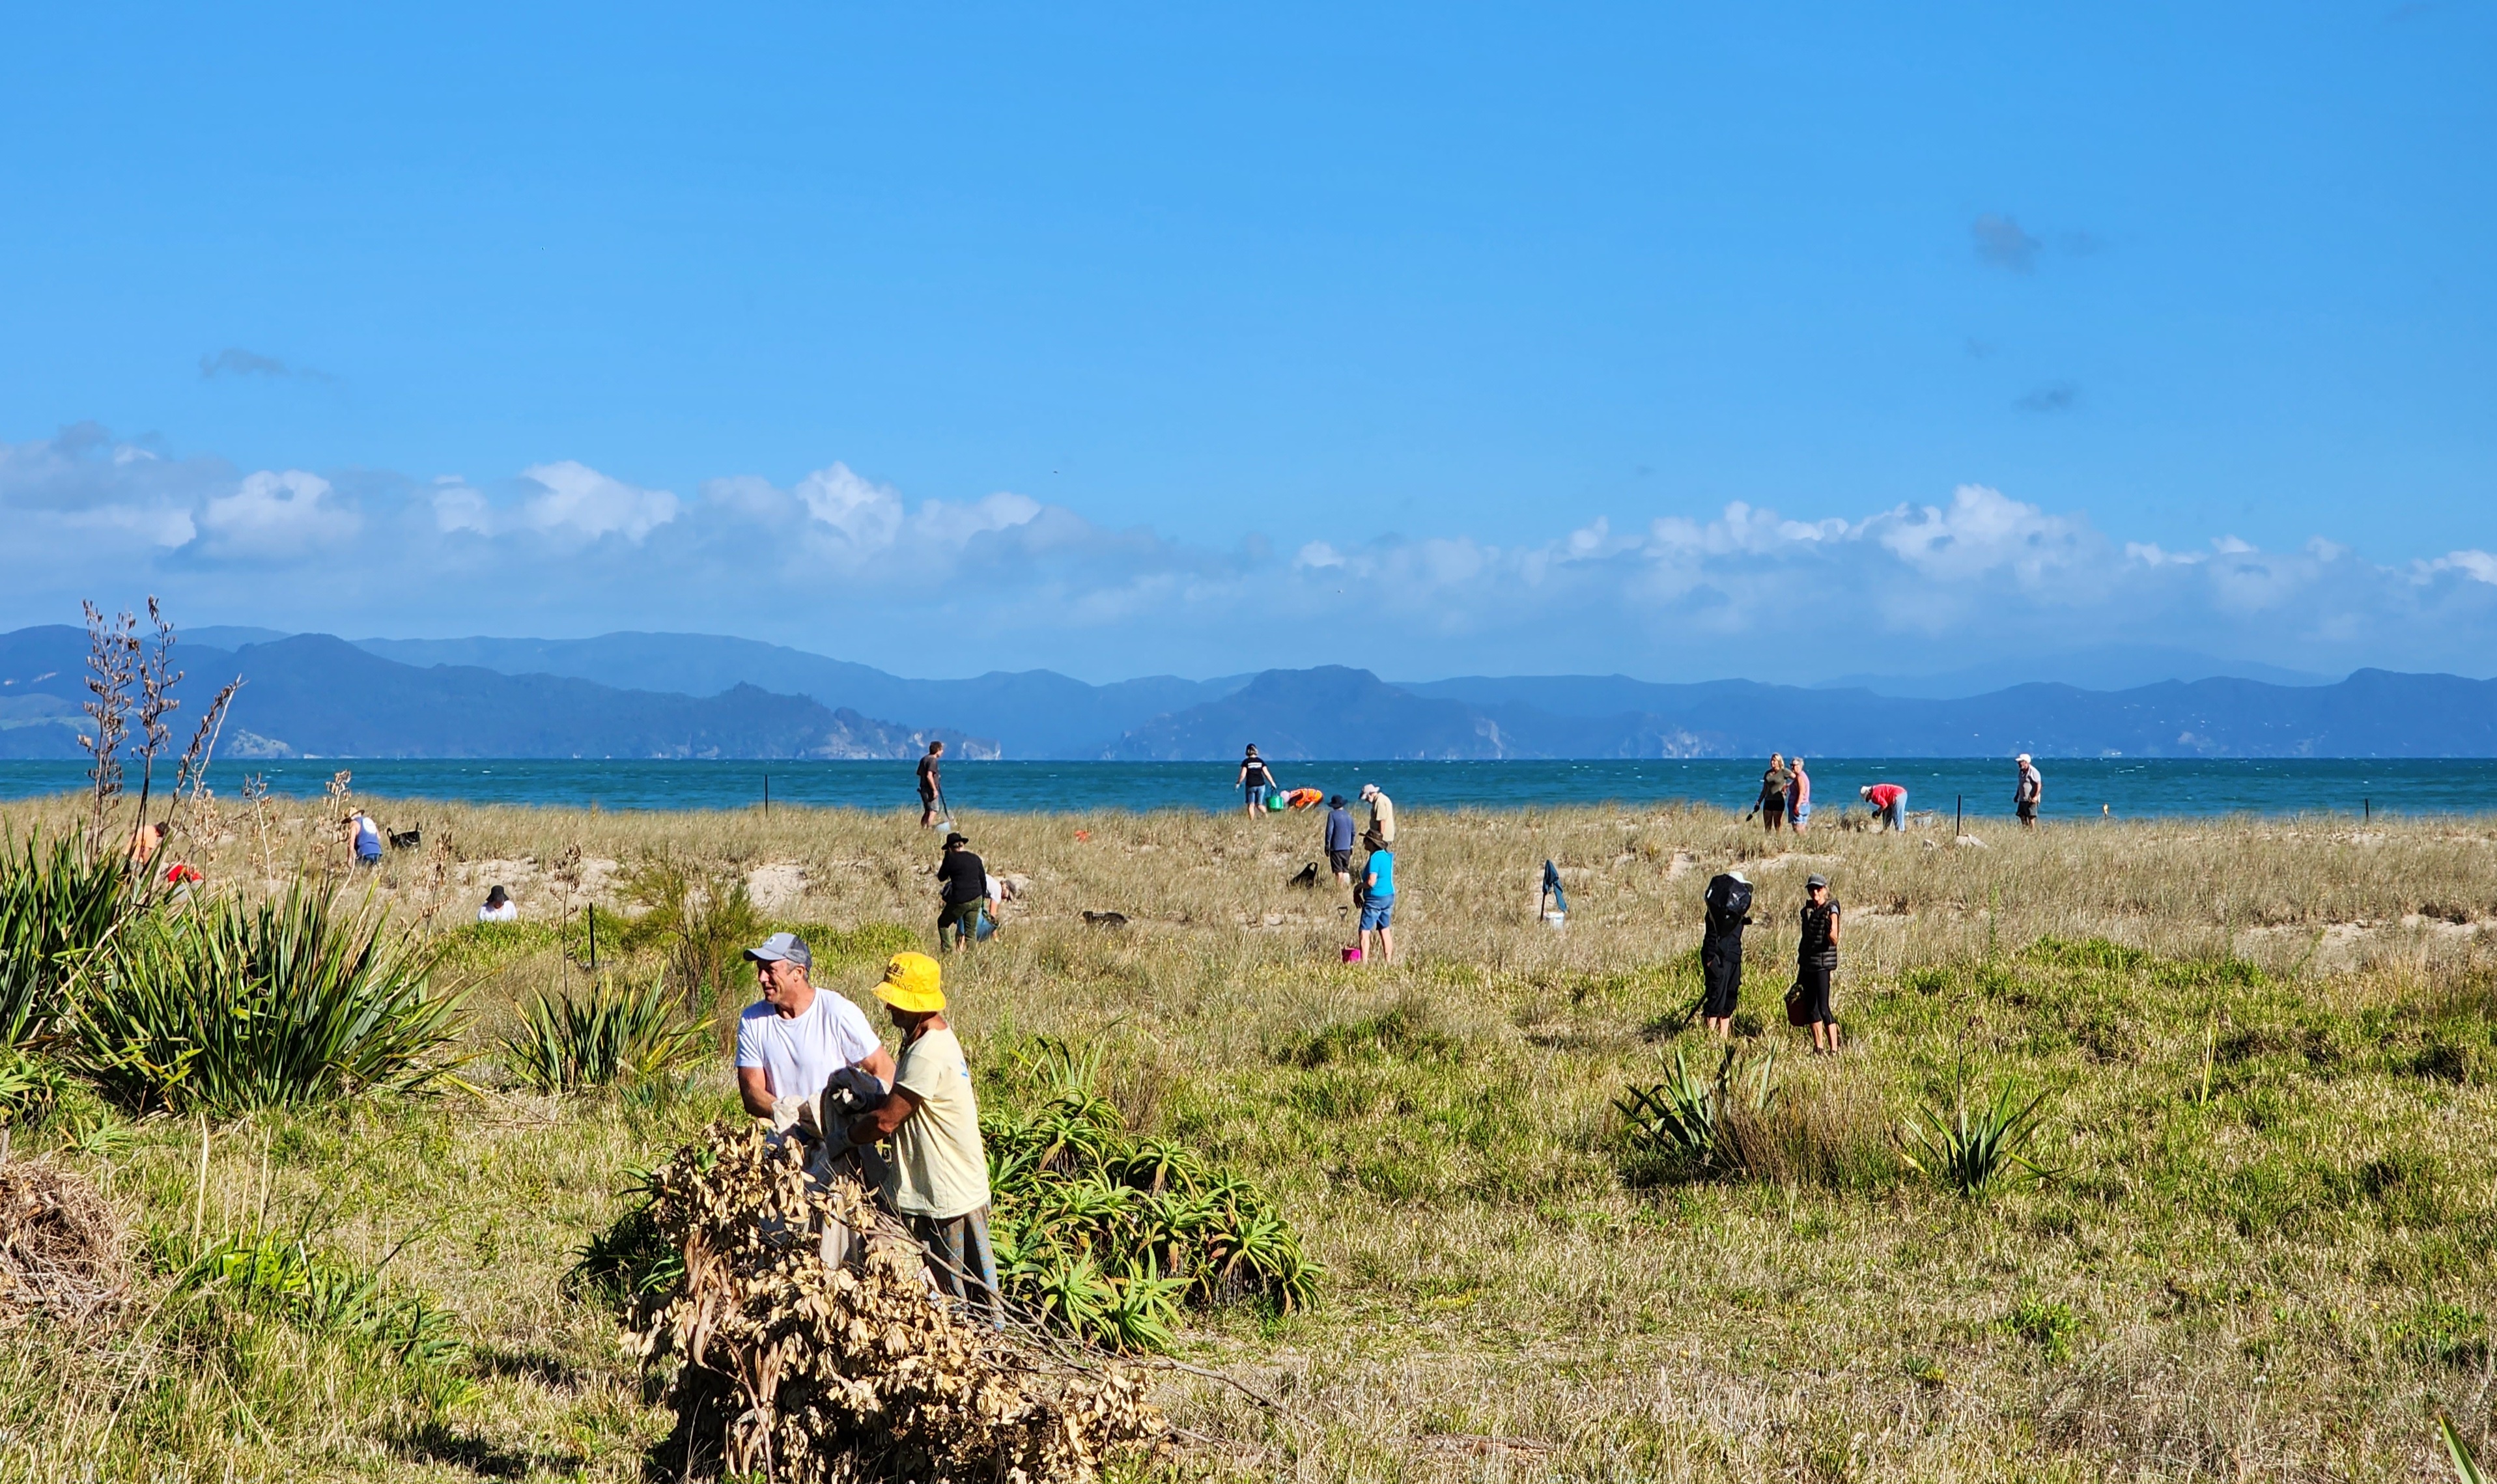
[1354,831,1396,965]
[847,952,1003,1326]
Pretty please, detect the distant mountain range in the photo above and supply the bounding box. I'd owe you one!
[3,624,2489,761]
[0,629,994,762]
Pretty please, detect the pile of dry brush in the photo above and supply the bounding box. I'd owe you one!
[628,1123,1169,1484]
[0,1156,127,1327]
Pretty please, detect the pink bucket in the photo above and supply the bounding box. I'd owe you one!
[1342,946,1364,964]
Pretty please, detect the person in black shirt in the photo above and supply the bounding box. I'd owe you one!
[1795,873,1842,1054]
[918,741,945,828]
[935,832,987,951]
[1237,745,1277,817]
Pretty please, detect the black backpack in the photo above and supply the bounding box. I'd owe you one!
[1703,873,1753,929]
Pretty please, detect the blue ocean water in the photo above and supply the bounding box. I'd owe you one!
[0,758,2489,819]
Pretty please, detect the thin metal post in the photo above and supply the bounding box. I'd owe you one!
[1956,794,1963,836]
[587,903,597,971]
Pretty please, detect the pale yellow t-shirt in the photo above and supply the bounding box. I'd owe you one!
[884,1026,991,1219]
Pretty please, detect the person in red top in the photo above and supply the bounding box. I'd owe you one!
[1859,782,1908,832]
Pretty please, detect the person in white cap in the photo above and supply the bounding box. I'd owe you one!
[1359,782,1396,845]
[734,932,896,1123]
[2014,753,2043,829]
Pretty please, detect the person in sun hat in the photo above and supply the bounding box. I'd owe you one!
[735,931,896,1124]
[2014,753,2044,828]
[935,832,989,951]
[845,951,1002,1325]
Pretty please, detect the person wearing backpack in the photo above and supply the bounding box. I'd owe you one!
[1699,871,1753,1039]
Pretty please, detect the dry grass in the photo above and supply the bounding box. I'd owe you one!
[4,789,2497,1480]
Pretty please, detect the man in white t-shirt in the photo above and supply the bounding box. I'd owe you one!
[735,932,896,1123]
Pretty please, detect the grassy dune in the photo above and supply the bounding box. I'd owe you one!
[6,790,2497,1481]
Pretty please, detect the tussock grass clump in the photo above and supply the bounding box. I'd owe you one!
[0,830,132,1046]
[501,973,711,1095]
[68,884,466,1115]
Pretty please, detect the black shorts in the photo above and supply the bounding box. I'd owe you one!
[2016,800,2037,822]
[1328,849,1352,876]
[1796,961,1835,1025]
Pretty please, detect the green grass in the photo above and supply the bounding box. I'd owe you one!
[5,801,2497,1479]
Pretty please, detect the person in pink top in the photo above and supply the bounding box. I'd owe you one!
[1786,757,1813,833]
[1860,782,1908,832]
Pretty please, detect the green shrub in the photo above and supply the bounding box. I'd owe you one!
[1618,1045,1780,1179]
[2024,936,2148,973]
[2392,1300,2488,1368]
[983,1090,1320,1349]
[67,885,466,1115]
[0,1045,74,1127]
[428,918,559,973]
[780,920,918,968]
[179,1229,470,1373]
[501,973,712,1093]
[2003,1296,2080,1361]
[615,858,765,1001]
[0,830,136,1046]
[1897,1060,2053,1199]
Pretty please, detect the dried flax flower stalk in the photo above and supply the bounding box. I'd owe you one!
[630,1123,1168,1484]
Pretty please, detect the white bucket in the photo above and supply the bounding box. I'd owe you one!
[1541,910,1568,929]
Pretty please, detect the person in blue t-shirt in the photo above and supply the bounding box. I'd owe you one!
[1355,837,1396,964]
[1323,794,1357,888]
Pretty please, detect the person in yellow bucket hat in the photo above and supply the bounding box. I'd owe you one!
[845,952,1001,1324]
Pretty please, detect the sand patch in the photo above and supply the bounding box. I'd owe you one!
[745,861,808,914]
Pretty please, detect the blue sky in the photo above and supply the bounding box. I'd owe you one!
[3,3,2492,682]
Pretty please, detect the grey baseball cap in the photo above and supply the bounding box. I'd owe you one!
[742,931,812,972]
[1805,874,1829,890]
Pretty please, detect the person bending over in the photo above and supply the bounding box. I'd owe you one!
[1699,870,1752,1039]
[735,932,896,1123]
[935,833,988,951]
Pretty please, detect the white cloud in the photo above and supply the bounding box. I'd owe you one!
[515,462,679,542]
[2421,550,2497,585]
[196,470,357,557]
[6,423,2497,681]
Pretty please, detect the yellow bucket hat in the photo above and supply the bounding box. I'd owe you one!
[874,951,946,1013]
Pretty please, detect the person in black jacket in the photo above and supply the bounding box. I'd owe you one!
[1699,871,1752,1039]
[935,833,988,952]
[1795,873,1842,1054]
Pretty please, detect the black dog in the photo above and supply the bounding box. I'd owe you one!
[1286,862,1321,889]
[1081,910,1130,927]
[388,828,422,850]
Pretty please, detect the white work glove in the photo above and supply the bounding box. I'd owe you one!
[770,1093,809,1134]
